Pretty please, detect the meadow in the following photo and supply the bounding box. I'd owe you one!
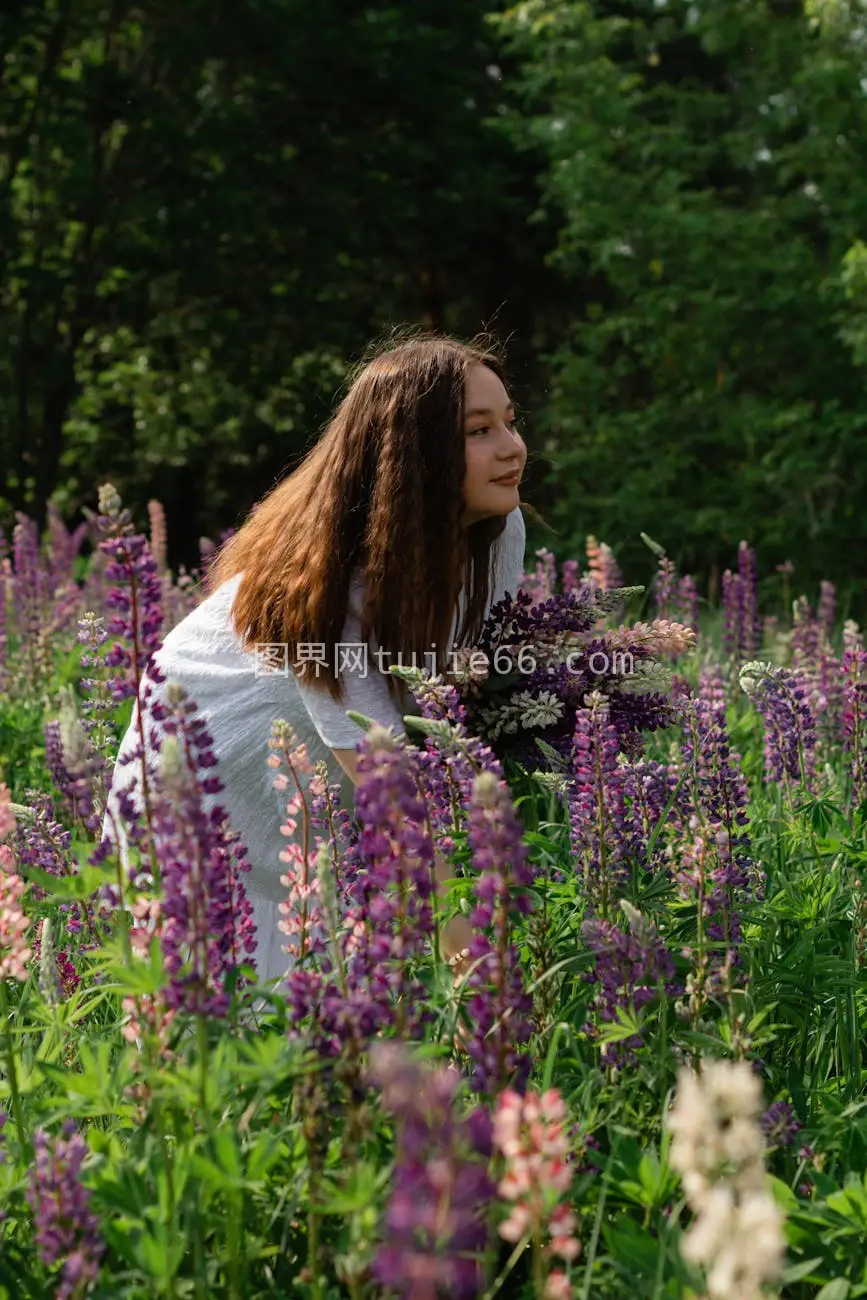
[0,490,865,1300]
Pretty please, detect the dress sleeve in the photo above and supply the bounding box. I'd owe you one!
[490,506,526,606]
[291,579,409,750]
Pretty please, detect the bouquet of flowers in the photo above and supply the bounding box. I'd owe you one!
[445,583,696,771]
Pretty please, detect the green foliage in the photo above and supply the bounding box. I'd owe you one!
[0,0,554,558]
[495,0,867,605]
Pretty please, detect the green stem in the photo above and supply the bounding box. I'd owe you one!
[481,1234,529,1300]
[308,1190,323,1300]
[531,1232,545,1296]
[0,981,25,1140]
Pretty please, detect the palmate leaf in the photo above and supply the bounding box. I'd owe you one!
[18,862,107,901]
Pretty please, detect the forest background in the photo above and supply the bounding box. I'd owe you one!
[3,0,867,610]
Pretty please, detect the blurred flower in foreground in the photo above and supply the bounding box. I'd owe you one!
[667,1059,786,1300]
[493,1086,580,1299]
[368,1042,493,1299]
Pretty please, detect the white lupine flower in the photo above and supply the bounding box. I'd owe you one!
[668,1061,786,1300]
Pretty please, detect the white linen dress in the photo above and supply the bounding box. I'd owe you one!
[103,507,525,981]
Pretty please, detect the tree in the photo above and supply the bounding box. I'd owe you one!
[495,0,867,605]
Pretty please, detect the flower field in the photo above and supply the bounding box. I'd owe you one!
[0,492,866,1300]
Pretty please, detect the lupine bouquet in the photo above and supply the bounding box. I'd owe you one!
[446,573,696,772]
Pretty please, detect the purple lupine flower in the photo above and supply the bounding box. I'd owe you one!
[679,696,755,975]
[562,559,581,595]
[27,1121,105,1299]
[0,557,8,694]
[12,790,98,941]
[739,662,818,790]
[721,543,761,662]
[567,697,630,916]
[843,643,867,808]
[346,726,437,1034]
[621,755,688,874]
[77,611,121,758]
[582,903,674,1067]
[95,483,164,704]
[675,574,699,631]
[818,581,836,639]
[760,1101,802,1148]
[285,726,438,1053]
[738,541,761,657]
[721,569,740,660]
[45,501,89,596]
[48,691,111,838]
[652,555,677,620]
[461,770,534,1095]
[152,682,256,1016]
[368,1042,494,1300]
[12,513,52,690]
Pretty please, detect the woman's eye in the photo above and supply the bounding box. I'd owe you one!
[467,426,490,436]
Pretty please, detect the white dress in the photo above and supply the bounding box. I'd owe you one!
[103,508,525,981]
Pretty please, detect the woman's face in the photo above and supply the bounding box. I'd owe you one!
[462,364,527,524]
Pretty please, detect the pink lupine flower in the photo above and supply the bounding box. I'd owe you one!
[269,722,327,965]
[586,536,622,592]
[607,619,696,658]
[0,783,31,980]
[492,1087,580,1279]
[544,1270,573,1300]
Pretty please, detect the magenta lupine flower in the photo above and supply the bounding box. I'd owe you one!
[760,1101,802,1149]
[567,698,630,916]
[739,662,818,790]
[493,1087,580,1287]
[95,484,164,704]
[581,906,674,1067]
[152,683,256,1016]
[368,1042,494,1300]
[27,1120,105,1299]
[460,770,534,1095]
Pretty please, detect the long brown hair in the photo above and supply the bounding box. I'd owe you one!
[206,331,515,702]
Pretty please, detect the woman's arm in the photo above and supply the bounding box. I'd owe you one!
[331,746,473,964]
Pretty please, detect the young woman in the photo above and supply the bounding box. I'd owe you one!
[103,333,528,982]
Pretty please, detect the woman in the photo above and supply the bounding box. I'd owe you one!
[104,333,528,982]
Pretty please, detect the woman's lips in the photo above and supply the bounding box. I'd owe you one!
[492,473,521,485]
